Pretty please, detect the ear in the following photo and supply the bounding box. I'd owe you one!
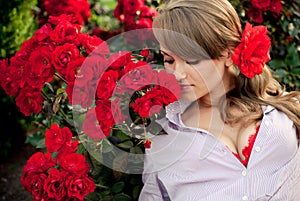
[224,49,233,68]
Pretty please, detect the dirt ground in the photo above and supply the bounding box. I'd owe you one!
[0,144,36,201]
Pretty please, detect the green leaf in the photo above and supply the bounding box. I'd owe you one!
[112,181,125,194]
[291,67,300,76]
[132,185,142,200]
[268,59,285,69]
[113,193,132,201]
[25,133,45,148]
[117,140,133,149]
[102,139,114,153]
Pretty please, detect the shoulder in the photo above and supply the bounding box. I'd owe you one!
[262,105,294,126]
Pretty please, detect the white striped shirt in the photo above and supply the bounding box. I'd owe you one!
[139,101,300,201]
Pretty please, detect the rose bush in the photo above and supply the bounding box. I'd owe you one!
[0,0,299,200]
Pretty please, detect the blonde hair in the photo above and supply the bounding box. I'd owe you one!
[153,0,300,138]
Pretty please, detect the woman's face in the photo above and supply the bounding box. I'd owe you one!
[160,46,228,103]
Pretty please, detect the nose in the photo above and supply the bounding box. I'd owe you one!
[173,62,187,81]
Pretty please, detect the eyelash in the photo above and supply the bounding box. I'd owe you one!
[186,60,200,65]
[163,60,174,64]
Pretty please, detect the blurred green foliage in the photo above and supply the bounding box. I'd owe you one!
[0,0,38,59]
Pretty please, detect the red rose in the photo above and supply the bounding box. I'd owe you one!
[82,108,107,140]
[156,70,181,102]
[269,0,282,14]
[113,3,125,21]
[0,66,22,97]
[48,14,75,26]
[123,0,144,15]
[131,89,164,117]
[143,139,152,149]
[251,0,270,10]
[22,152,56,173]
[19,36,40,57]
[79,54,107,83]
[96,70,119,100]
[0,59,8,85]
[50,20,81,44]
[44,168,67,200]
[232,22,271,78]
[139,6,158,18]
[66,82,95,108]
[20,172,47,199]
[52,43,80,77]
[95,99,125,136]
[25,46,54,89]
[91,28,117,41]
[107,51,132,70]
[78,34,110,55]
[247,7,263,24]
[45,124,73,153]
[58,153,90,175]
[34,23,53,42]
[65,174,96,200]
[56,140,79,161]
[15,86,44,116]
[117,63,155,94]
[140,48,149,58]
[65,56,85,83]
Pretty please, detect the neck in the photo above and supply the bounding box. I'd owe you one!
[198,67,236,108]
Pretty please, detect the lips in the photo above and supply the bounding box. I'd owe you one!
[179,84,193,90]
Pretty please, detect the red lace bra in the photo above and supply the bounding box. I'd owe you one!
[231,125,260,167]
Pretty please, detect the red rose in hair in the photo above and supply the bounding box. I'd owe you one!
[20,172,47,199]
[22,152,56,173]
[45,124,73,153]
[52,43,80,77]
[44,168,67,200]
[58,153,90,175]
[232,22,271,78]
[65,174,96,200]
[15,86,44,116]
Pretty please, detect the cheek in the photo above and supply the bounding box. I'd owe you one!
[193,61,224,91]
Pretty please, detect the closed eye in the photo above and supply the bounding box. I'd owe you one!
[164,60,174,64]
[186,60,200,65]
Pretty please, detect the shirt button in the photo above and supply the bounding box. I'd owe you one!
[242,170,247,176]
[254,146,261,152]
[242,195,248,200]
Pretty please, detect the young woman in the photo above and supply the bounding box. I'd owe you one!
[139,0,300,200]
